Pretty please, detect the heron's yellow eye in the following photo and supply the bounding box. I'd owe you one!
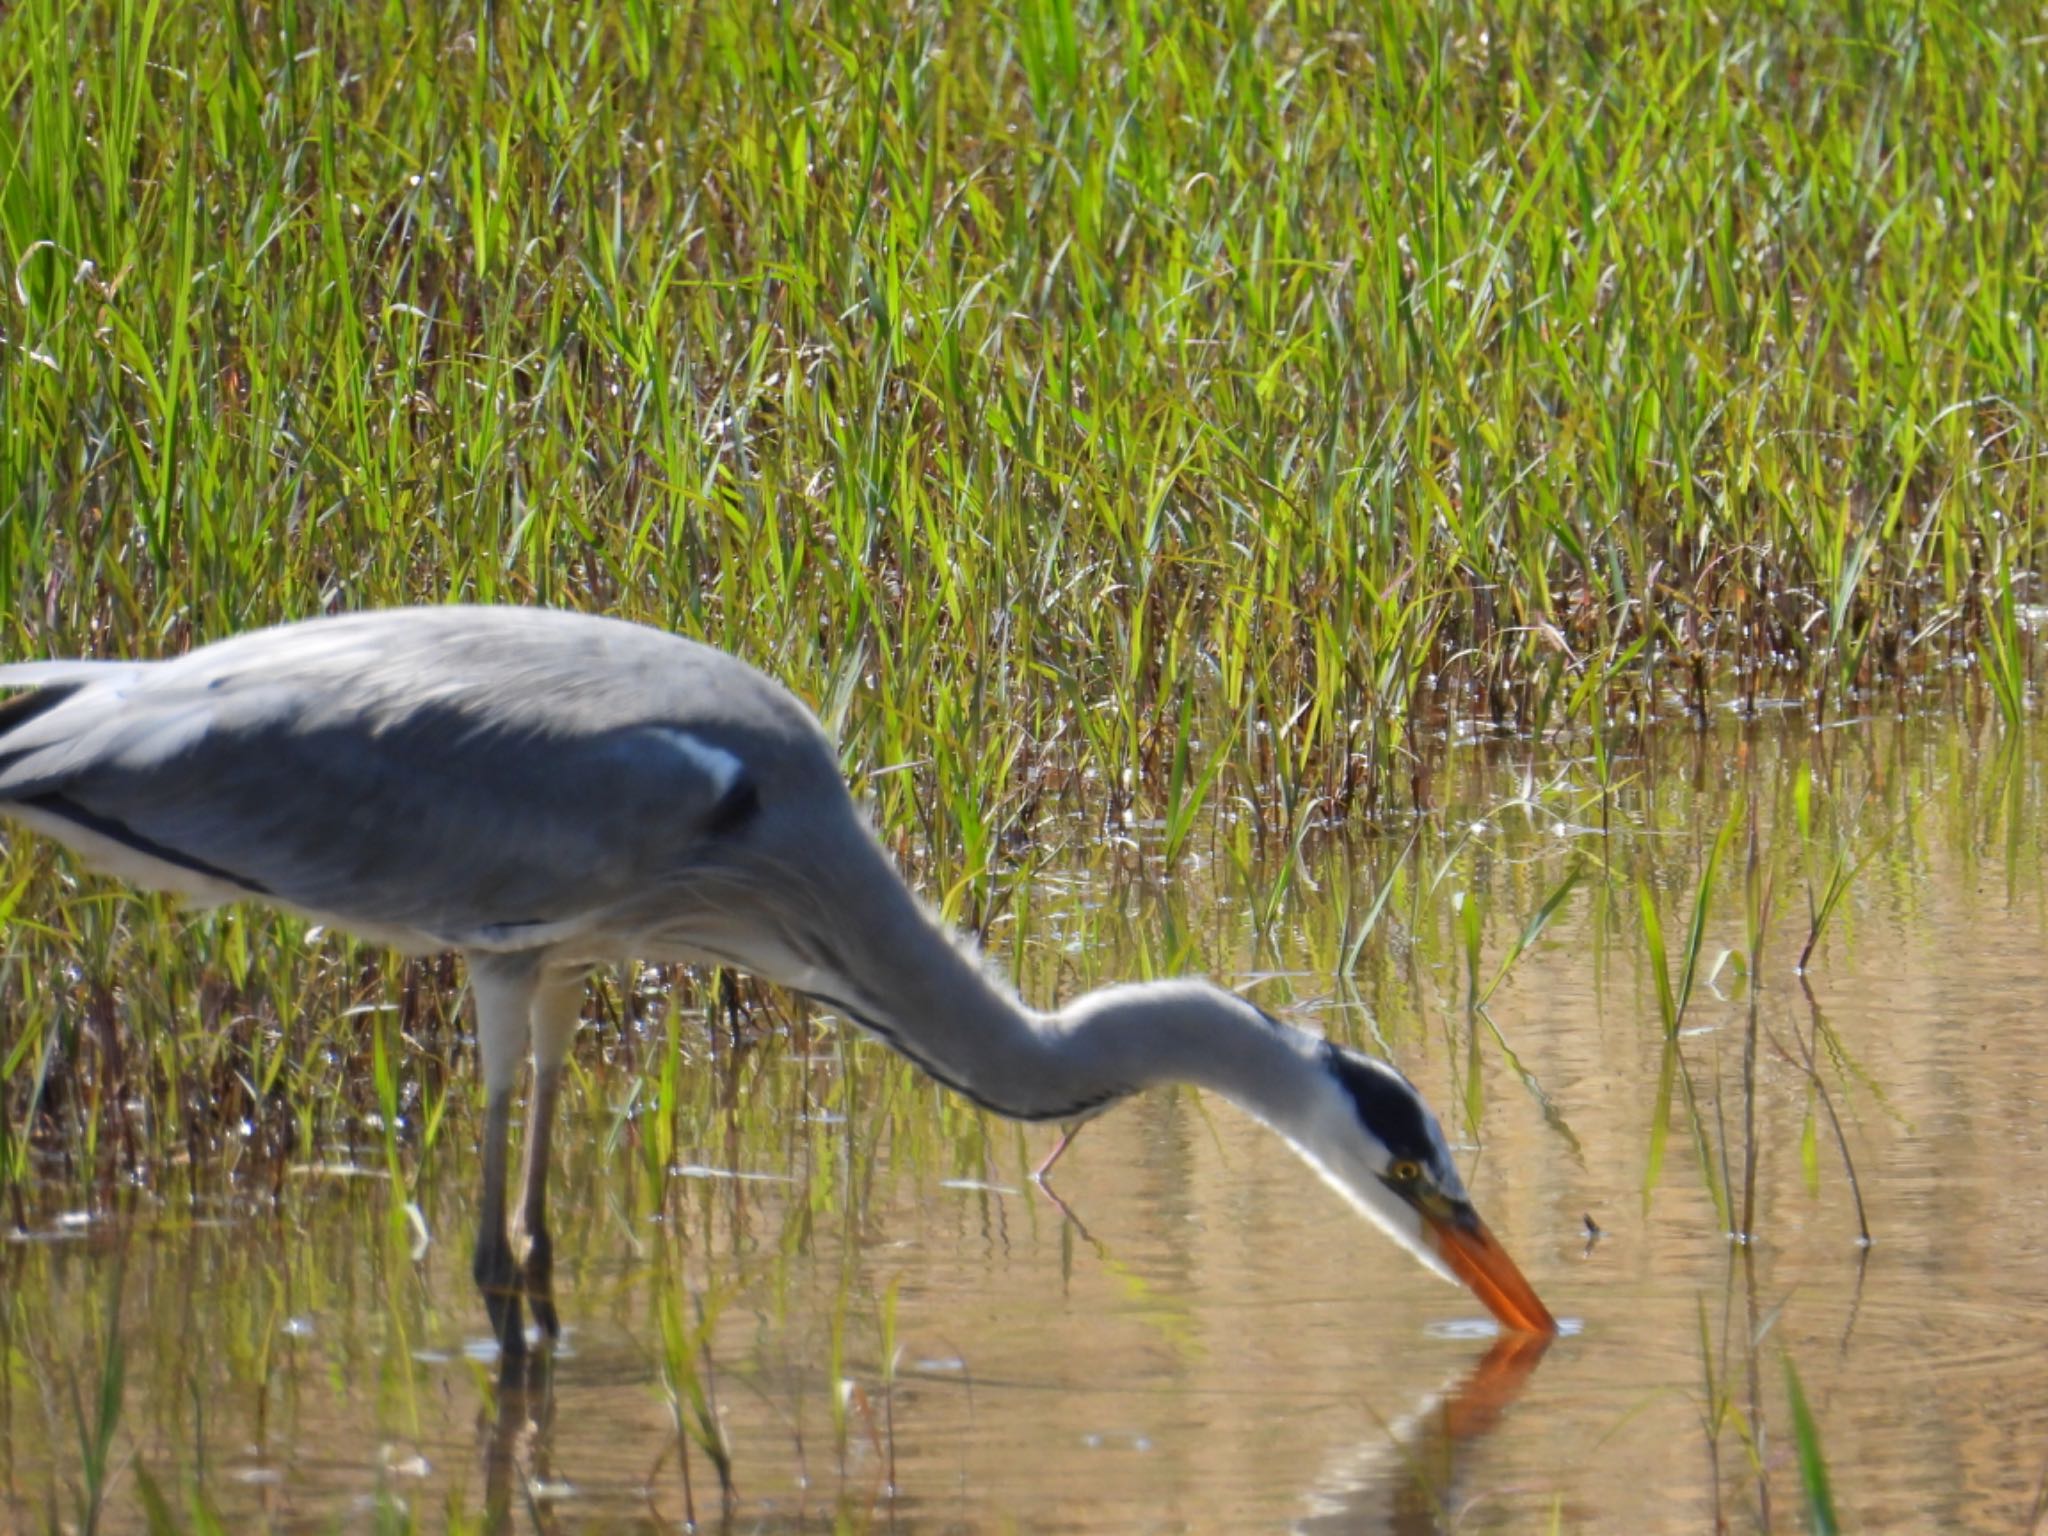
[1390,1159,1423,1184]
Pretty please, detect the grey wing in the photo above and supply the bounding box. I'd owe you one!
[0,656,761,951]
[0,660,148,691]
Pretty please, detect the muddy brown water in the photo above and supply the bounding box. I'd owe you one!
[4,711,2047,1531]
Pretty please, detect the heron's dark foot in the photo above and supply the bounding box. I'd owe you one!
[520,1225,559,1343]
[474,1231,528,1362]
[491,1293,529,1365]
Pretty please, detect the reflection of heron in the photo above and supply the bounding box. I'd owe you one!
[1296,1334,1553,1536]
[481,1353,555,1531]
[0,608,1555,1358]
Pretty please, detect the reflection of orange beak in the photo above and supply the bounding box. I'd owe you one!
[1442,1330,1554,1439]
[1423,1205,1557,1335]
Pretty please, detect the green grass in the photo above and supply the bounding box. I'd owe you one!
[2,0,2044,813]
[2,1,2045,1524]
[1785,1353,1842,1536]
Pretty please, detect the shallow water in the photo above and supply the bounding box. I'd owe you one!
[6,710,2048,1531]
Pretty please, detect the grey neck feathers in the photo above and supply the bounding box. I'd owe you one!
[796,832,1327,1128]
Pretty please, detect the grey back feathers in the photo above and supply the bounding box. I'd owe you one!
[0,609,828,955]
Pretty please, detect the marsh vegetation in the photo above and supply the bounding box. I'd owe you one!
[3,0,2046,1529]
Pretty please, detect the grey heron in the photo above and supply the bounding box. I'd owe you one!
[0,606,1556,1353]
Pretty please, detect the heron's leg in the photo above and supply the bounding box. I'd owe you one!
[470,954,541,1359]
[512,968,587,1343]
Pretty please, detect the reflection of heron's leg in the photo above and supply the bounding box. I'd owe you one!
[482,1349,557,1535]
[513,968,586,1344]
[1033,1176,1100,1247]
[1027,1122,1104,1246]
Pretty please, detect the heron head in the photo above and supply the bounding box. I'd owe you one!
[1306,1040,1556,1335]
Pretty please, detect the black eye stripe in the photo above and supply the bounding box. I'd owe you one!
[1320,1042,1439,1168]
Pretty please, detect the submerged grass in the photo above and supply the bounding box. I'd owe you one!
[3,708,2045,1526]
[1784,1353,1842,1536]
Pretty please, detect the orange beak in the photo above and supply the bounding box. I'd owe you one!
[1422,1204,1557,1335]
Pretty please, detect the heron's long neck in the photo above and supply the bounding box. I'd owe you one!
[803,836,1323,1127]
[793,841,1086,1119]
